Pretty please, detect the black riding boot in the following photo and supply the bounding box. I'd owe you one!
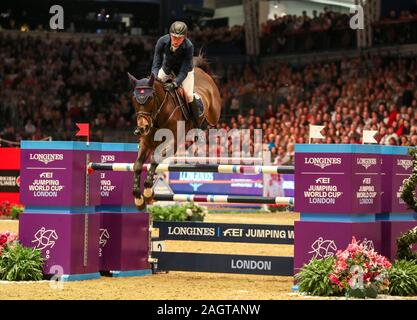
[189,97,204,129]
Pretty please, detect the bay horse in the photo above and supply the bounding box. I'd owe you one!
[128,55,221,210]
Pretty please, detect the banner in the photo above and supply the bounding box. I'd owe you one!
[264,174,294,198]
[169,172,263,196]
[0,148,20,204]
[0,170,19,193]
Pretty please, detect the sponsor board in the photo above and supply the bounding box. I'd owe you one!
[154,221,294,244]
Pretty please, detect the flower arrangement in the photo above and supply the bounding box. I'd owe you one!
[0,201,12,218]
[296,237,392,298]
[328,237,391,298]
[0,201,24,220]
[0,231,45,281]
[149,202,207,221]
[0,231,18,256]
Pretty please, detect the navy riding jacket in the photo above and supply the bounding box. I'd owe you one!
[151,34,194,86]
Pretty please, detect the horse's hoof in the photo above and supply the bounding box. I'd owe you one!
[143,187,154,199]
[135,196,146,210]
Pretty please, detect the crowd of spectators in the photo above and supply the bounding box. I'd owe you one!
[373,7,417,46]
[213,53,417,164]
[2,29,417,164]
[260,8,356,54]
[261,8,351,36]
[0,32,151,145]
[190,24,245,54]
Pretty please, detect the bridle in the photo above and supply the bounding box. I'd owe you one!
[133,83,169,136]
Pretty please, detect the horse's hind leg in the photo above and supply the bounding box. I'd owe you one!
[133,143,149,210]
[143,162,157,204]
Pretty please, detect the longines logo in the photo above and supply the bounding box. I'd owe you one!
[167,226,215,236]
[304,157,342,169]
[101,155,115,163]
[397,159,412,171]
[357,158,377,169]
[29,153,64,164]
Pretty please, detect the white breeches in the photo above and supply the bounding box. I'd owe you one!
[158,68,195,103]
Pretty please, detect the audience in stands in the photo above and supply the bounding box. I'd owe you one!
[2,29,417,163]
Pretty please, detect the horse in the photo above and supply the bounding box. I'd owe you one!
[128,55,222,210]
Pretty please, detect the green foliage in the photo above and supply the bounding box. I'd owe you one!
[0,242,44,281]
[268,205,291,212]
[396,226,417,261]
[294,257,339,296]
[400,147,417,213]
[149,202,207,221]
[10,205,24,220]
[388,260,417,296]
[347,285,378,299]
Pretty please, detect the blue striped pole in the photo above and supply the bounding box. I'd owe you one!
[153,194,294,206]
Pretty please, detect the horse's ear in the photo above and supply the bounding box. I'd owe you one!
[148,73,155,87]
[127,72,138,88]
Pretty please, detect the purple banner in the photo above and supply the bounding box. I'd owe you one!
[169,172,263,196]
[20,149,100,207]
[99,212,150,271]
[381,153,415,213]
[295,152,381,214]
[98,152,139,206]
[19,213,100,275]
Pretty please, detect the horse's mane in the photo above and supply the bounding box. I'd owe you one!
[193,53,219,84]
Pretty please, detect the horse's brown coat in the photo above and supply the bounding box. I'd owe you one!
[130,61,221,209]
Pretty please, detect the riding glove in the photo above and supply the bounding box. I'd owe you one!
[163,82,178,91]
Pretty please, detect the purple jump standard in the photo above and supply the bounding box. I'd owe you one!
[294,144,382,273]
[19,141,102,281]
[97,142,151,277]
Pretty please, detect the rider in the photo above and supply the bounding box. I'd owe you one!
[151,21,203,127]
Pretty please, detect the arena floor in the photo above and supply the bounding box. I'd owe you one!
[0,213,414,300]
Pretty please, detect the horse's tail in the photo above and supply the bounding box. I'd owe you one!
[194,52,220,84]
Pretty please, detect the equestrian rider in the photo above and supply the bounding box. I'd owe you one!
[151,21,203,127]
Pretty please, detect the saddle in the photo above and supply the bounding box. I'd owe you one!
[164,77,207,129]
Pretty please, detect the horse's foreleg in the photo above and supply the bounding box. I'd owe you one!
[143,162,157,202]
[133,145,148,210]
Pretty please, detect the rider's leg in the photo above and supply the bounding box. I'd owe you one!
[182,70,203,126]
[182,69,194,104]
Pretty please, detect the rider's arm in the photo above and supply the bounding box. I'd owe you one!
[151,36,165,79]
[175,42,194,86]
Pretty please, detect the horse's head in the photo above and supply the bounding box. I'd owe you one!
[128,73,157,136]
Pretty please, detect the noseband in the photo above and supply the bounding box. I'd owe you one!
[133,84,168,135]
